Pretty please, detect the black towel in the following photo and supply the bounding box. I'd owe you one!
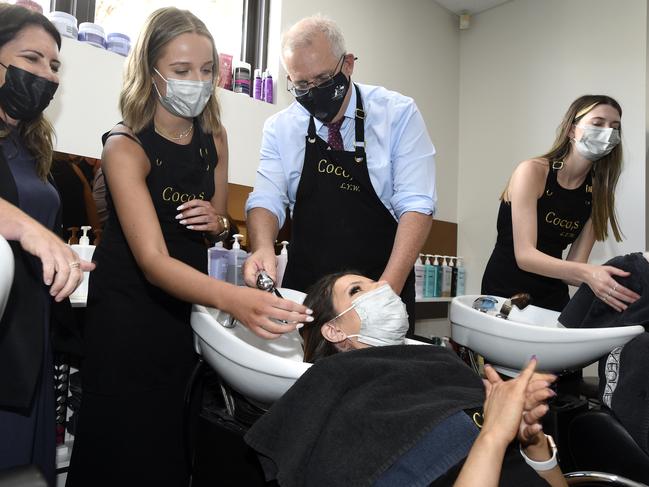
[244,345,484,487]
[559,252,649,329]
[599,332,649,453]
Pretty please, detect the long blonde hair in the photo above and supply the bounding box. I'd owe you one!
[502,95,623,242]
[0,4,61,180]
[119,7,222,134]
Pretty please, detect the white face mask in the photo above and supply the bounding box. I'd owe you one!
[331,284,409,347]
[574,124,620,161]
[153,68,213,118]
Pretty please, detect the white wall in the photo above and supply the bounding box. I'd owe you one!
[45,37,123,158]
[457,0,648,293]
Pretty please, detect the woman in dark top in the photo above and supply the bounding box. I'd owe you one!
[65,8,312,487]
[482,95,639,312]
[0,5,94,484]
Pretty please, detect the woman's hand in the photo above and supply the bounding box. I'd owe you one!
[175,199,224,235]
[585,264,640,312]
[19,222,95,301]
[519,371,557,444]
[218,285,313,339]
[481,358,538,448]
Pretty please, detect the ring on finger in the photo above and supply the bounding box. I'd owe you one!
[69,261,81,269]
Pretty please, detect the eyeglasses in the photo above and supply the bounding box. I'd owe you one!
[286,54,345,97]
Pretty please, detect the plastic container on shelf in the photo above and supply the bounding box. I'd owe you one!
[233,60,251,95]
[106,32,130,57]
[48,11,78,40]
[78,22,106,49]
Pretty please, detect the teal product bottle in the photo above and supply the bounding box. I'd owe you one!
[415,253,425,299]
[455,256,466,296]
[432,255,442,297]
[207,240,229,281]
[423,254,433,298]
[226,234,247,286]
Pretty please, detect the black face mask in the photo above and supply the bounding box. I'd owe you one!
[0,63,59,120]
[295,70,350,123]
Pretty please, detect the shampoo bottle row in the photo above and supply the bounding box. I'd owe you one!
[414,254,465,299]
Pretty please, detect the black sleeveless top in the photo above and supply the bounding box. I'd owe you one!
[82,120,217,393]
[481,164,592,311]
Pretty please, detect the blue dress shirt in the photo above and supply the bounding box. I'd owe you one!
[245,82,437,228]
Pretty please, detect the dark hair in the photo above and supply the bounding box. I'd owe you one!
[300,270,358,363]
[0,4,62,180]
[0,4,61,51]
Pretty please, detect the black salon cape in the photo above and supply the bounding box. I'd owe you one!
[559,253,649,454]
[559,252,649,330]
[244,345,485,487]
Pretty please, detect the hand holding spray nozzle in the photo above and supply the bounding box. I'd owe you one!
[256,270,288,324]
[256,270,284,299]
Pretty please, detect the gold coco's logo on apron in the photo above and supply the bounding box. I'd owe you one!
[317,159,360,192]
[544,211,580,231]
[162,187,206,203]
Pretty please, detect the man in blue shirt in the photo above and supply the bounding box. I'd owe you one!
[243,15,436,333]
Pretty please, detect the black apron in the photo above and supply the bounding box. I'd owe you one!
[282,84,416,333]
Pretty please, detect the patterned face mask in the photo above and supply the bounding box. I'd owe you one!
[330,284,409,347]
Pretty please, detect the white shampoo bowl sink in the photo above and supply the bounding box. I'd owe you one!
[450,295,644,372]
[0,235,14,319]
[191,288,312,405]
[191,287,430,404]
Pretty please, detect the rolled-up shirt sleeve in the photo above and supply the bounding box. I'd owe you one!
[245,116,291,228]
[389,101,437,219]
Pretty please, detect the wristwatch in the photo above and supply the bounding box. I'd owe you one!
[213,215,230,242]
[519,434,558,471]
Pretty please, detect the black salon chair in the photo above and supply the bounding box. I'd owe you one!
[0,466,47,487]
[568,409,649,485]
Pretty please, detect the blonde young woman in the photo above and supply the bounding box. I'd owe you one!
[66,8,311,486]
[481,95,640,312]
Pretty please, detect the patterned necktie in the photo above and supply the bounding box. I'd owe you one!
[325,118,344,151]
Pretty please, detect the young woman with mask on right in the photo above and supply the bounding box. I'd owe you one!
[481,95,640,312]
[66,7,312,487]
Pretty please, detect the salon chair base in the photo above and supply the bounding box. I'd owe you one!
[191,371,276,487]
[568,410,649,484]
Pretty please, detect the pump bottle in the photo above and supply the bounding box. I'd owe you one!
[414,253,425,299]
[70,225,95,301]
[207,240,229,281]
[432,255,442,297]
[226,234,247,286]
[441,256,452,297]
[423,254,433,298]
[449,256,457,297]
[276,241,289,288]
[455,256,466,296]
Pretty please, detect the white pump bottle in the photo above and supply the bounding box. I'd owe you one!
[69,225,96,302]
[276,240,289,288]
[226,234,247,286]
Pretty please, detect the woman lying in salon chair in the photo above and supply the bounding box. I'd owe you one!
[245,272,567,487]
